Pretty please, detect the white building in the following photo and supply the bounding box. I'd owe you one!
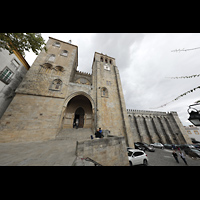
[184,125,200,143]
[0,48,30,118]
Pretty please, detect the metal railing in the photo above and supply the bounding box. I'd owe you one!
[84,157,102,166]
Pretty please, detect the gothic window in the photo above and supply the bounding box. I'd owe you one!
[40,63,53,73]
[48,54,55,62]
[110,59,112,64]
[100,56,103,62]
[60,50,68,57]
[101,87,108,98]
[53,42,60,47]
[54,66,64,75]
[105,58,108,63]
[49,79,62,91]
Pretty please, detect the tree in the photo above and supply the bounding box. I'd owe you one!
[0,33,47,56]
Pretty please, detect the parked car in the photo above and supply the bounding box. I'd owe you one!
[134,142,146,151]
[134,142,155,152]
[184,148,200,158]
[193,144,200,151]
[180,144,195,150]
[150,143,164,149]
[164,144,173,149]
[128,149,148,166]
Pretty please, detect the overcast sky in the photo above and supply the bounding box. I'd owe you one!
[25,33,200,126]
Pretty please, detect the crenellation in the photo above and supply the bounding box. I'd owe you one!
[76,70,92,76]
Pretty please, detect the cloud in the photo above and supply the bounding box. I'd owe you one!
[90,33,145,70]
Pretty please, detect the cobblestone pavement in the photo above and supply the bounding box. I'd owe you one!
[0,140,77,166]
[145,148,200,166]
[1,139,200,166]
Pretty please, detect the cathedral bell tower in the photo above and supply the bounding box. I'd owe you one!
[92,52,134,146]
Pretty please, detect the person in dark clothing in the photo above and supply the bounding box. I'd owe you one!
[172,150,179,163]
[99,128,104,138]
[95,128,101,138]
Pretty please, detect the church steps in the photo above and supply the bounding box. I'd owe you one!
[56,128,93,141]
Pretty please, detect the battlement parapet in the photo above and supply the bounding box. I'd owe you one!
[127,109,167,115]
[76,70,92,76]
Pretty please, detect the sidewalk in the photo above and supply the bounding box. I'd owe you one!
[0,139,77,166]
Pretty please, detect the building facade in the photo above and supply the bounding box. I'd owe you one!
[0,37,190,146]
[0,48,30,118]
[127,109,191,144]
[185,125,200,143]
[0,37,133,146]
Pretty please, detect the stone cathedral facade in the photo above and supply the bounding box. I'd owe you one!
[0,37,191,146]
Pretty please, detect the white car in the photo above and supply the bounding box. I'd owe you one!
[128,149,148,166]
[150,143,164,149]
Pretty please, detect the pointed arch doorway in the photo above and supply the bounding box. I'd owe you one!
[73,107,85,128]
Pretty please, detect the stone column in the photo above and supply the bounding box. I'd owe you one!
[164,117,181,144]
[135,116,149,144]
[169,112,191,144]
[159,117,172,144]
[152,117,167,144]
[129,115,141,143]
[145,116,160,143]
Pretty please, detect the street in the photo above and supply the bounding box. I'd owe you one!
[145,148,200,166]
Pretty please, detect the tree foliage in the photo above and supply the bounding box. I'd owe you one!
[0,33,47,56]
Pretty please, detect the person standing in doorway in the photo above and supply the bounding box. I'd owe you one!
[75,118,79,129]
[172,150,179,163]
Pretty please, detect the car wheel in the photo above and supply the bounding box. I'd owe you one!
[143,159,148,166]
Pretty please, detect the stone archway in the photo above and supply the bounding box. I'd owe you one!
[62,93,94,129]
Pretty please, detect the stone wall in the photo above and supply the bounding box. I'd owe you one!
[127,109,191,145]
[76,136,129,166]
[0,94,64,143]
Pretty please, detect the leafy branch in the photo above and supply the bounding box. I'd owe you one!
[0,33,47,56]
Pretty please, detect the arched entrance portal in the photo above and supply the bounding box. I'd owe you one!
[63,95,93,129]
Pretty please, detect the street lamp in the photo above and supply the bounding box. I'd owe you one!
[188,103,200,126]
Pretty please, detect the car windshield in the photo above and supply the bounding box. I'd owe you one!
[128,151,133,157]
[191,149,200,154]
[188,145,195,148]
